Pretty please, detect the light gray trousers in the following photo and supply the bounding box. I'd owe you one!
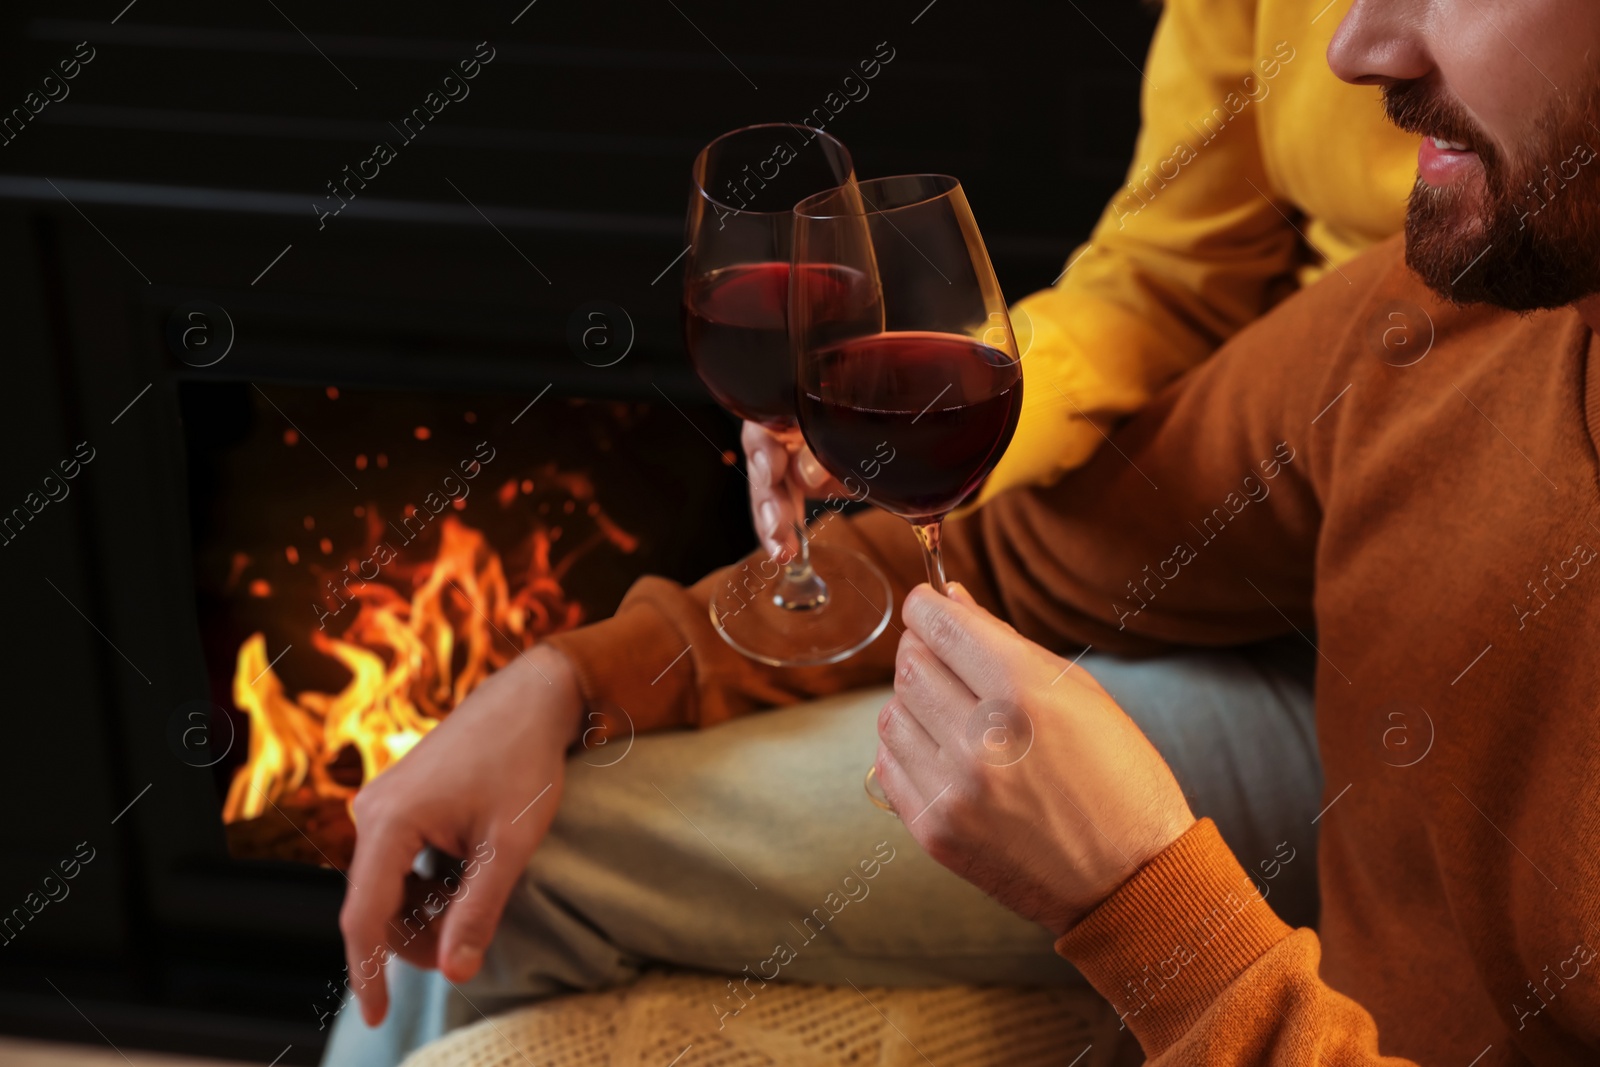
[322,638,1322,1066]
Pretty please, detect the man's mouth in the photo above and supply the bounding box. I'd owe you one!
[1384,80,1497,188]
[1417,133,1482,188]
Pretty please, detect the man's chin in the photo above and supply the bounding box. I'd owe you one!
[1403,201,1494,305]
[1404,211,1597,313]
[1410,174,1490,231]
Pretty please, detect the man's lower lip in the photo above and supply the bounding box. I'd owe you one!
[1417,136,1481,186]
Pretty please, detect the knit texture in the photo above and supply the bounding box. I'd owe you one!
[401,973,1127,1067]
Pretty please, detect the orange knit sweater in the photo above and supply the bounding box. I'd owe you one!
[548,237,1600,1063]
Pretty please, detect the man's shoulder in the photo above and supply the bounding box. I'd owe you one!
[1231,233,1531,379]
[1263,233,1416,348]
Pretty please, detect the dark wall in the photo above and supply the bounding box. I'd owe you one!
[0,2,1157,1062]
[0,1,1154,351]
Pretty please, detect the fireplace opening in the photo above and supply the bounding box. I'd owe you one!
[181,379,750,868]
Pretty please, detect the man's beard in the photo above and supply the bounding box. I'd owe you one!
[1385,81,1600,311]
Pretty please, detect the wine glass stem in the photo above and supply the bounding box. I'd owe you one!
[912,521,948,595]
[772,465,829,612]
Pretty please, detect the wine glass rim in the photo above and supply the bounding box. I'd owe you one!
[691,122,855,216]
[793,174,962,220]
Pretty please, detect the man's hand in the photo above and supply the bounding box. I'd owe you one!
[743,421,848,559]
[339,645,583,1025]
[875,584,1196,936]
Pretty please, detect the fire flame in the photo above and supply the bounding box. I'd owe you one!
[224,508,628,825]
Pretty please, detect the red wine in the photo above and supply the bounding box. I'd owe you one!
[798,332,1022,522]
[683,262,877,429]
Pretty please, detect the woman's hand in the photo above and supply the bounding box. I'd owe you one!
[742,420,849,559]
[338,645,583,1025]
[875,584,1196,935]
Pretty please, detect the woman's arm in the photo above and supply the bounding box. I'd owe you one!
[977,0,1309,505]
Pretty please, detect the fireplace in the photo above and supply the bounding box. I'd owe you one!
[184,380,747,869]
[0,2,1156,1062]
[0,269,756,1063]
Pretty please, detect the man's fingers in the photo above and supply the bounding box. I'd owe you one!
[339,820,424,1026]
[437,831,524,985]
[874,741,926,818]
[878,691,940,765]
[878,694,961,807]
[893,630,978,748]
[901,584,1020,696]
[391,872,444,969]
[947,582,1017,634]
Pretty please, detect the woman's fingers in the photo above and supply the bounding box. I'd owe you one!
[791,446,834,493]
[742,421,795,558]
[742,422,851,559]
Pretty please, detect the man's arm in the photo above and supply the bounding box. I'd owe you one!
[879,586,1419,1064]
[884,243,1430,1064]
[1058,822,1416,1064]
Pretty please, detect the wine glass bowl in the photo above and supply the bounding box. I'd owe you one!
[684,124,857,431]
[681,124,893,667]
[684,261,881,432]
[792,175,1024,581]
[795,330,1022,523]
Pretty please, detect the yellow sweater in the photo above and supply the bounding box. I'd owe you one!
[977,0,1417,504]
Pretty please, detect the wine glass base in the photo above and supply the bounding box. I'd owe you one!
[709,544,891,668]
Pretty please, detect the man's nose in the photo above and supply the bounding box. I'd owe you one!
[1328,0,1434,88]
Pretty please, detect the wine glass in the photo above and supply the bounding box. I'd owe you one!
[682,123,892,667]
[791,175,1024,810]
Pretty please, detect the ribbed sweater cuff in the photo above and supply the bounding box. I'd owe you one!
[543,583,699,737]
[1054,818,1293,1056]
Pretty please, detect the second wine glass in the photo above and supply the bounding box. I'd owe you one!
[683,123,892,667]
[791,174,1024,809]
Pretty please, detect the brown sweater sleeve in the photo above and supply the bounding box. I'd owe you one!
[542,502,922,736]
[1058,819,1420,1065]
